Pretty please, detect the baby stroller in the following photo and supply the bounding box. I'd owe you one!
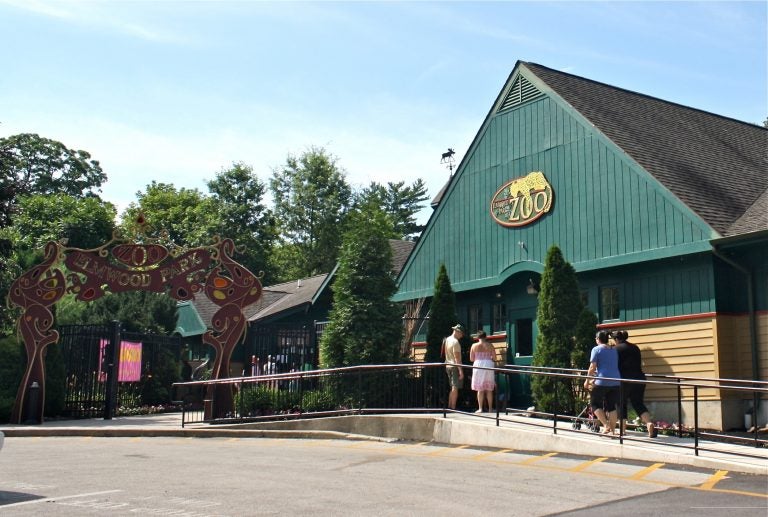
[572,404,600,432]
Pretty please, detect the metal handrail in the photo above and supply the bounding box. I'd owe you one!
[173,362,767,458]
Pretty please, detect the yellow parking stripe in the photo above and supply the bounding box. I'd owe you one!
[472,448,514,460]
[427,444,470,456]
[630,462,665,480]
[699,470,729,490]
[385,441,430,453]
[130,437,141,443]
[227,437,240,442]
[570,457,607,472]
[520,452,558,465]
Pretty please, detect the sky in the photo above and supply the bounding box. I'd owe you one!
[1,1,766,225]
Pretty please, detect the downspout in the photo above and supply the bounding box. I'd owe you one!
[711,245,760,411]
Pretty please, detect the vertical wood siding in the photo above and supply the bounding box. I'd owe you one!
[398,96,711,298]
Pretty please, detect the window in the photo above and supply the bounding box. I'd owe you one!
[467,304,482,334]
[600,286,620,321]
[491,303,506,334]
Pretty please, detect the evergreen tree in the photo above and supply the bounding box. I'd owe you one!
[318,205,401,367]
[531,245,583,415]
[424,264,458,363]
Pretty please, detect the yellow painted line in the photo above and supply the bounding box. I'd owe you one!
[520,452,558,465]
[385,441,430,453]
[698,470,729,490]
[227,437,240,442]
[630,462,665,480]
[427,444,470,456]
[570,457,608,472]
[81,436,92,441]
[130,437,141,443]
[472,448,514,460]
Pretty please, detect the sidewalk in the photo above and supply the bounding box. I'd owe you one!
[1,411,766,476]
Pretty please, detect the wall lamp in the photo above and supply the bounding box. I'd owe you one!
[526,278,539,295]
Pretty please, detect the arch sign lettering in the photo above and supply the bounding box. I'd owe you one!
[490,171,554,227]
[8,215,262,424]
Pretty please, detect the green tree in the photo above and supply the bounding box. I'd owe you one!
[75,291,178,333]
[319,205,402,367]
[207,162,277,283]
[0,133,106,200]
[424,264,458,363]
[355,180,429,240]
[9,194,116,251]
[531,245,583,415]
[0,335,24,422]
[270,147,352,278]
[121,182,220,248]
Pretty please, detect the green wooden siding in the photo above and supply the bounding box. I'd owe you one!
[578,255,716,322]
[396,92,713,301]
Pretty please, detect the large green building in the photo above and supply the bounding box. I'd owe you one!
[395,61,767,431]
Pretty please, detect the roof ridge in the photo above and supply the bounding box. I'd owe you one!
[523,62,767,129]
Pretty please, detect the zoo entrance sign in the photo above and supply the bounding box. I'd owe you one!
[490,171,553,227]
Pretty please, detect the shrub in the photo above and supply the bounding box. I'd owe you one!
[0,336,25,423]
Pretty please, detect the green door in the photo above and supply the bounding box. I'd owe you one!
[507,312,537,408]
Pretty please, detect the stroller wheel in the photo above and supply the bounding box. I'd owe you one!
[572,421,581,430]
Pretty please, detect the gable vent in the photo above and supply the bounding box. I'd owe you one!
[497,75,544,113]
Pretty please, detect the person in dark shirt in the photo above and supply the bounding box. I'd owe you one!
[614,330,656,438]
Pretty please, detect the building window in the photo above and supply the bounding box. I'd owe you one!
[467,304,482,334]
[492,303,506,334]
[600,286,620,321]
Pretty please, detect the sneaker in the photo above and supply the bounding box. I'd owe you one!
[475,409,483,414]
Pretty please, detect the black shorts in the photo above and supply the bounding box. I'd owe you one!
[590,384,619,413]
[621,382,649,418]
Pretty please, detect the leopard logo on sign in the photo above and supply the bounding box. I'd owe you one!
[490,171,553,227]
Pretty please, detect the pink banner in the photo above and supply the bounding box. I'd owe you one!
[99,339,143,382]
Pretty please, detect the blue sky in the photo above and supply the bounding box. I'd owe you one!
[1,1,766,224]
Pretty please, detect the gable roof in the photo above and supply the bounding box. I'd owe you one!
[430,62,767,237]
[521,62,767,237]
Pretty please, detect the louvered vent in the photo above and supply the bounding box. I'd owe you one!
[497,75,544,113]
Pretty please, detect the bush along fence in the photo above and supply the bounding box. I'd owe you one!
[174,362,768,460]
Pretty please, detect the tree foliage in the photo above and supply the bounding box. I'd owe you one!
[207,162,277,283]
[531,245,583,415]
[69,291,178,334]
[270,147,352,278]
[355,180,429,240]
[0,133,106,228]
[121,182,220,248]
[424,264,458,363]
[318,205,402,367]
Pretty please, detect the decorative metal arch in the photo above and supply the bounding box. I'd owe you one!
[7,218,262,424]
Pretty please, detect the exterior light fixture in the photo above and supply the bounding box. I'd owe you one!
[526,278,539,295]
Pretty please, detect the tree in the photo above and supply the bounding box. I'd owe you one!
[74,291,178,334]
[531,245,583,415]
[9,194,116,252]
[0,133,106,205]
[318,205,402,368]
[424,264,458,364]
[121,182,220,248]
[355,180,429,240]
[270,147,352,278]
[207,162,277,283]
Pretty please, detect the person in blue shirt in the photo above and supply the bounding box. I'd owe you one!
[583,330,621,434]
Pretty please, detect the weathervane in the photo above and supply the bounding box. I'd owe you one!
[441,148,455,175]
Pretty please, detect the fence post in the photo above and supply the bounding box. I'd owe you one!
[677,378,683,438]
[357,368,362,414]
[239,378,244,423]
[618,381,624,445]
[553,377,558,435]
[693,385,699,456]
[103,320,121,420]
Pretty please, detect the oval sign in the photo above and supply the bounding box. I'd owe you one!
[490,171,553,227]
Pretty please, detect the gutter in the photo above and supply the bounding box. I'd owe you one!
[710,244,760,415]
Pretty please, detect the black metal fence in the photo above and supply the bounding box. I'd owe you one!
[175,362,767,460]
[58,323,182,418]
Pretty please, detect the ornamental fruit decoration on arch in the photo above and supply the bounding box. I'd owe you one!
[7,214,262,424]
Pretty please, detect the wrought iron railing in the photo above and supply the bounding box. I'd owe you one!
[174,362,768,459]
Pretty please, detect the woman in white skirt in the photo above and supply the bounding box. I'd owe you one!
[470,331,496,413]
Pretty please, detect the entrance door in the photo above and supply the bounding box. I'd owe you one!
[507,316,536,408]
